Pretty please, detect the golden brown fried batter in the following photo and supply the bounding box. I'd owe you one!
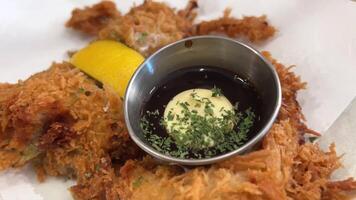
[193,9,276,42]
[114,52,356,200]
[67,1,275,56]
[98,0,196,56]
[0,63,141,192]
[70,164,120,199]
[0,1,355,200]
[263,51,319,136]
[66,1,121,36]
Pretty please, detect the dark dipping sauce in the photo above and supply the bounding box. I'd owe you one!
[141,66,263,159]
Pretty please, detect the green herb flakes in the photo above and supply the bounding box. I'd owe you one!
[138,32,148,44]
[167,111,174,121]
[140,104,256,159]
[211,86,223,97]
[95,164,101,172]
[132,176,144,188]
[308,136,319,143]
[78,87,86,93]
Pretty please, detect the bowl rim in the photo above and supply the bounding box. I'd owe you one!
[124,35,282,165]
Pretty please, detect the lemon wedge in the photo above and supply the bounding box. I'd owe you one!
[71,40,144,97]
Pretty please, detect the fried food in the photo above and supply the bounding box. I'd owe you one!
[193,9,276,42]
[98,0,196,56]
[114,52,356,200]
[66,1,275,56]
[66,1,121,36]
[0,1,355,200]
[0,62,141,187]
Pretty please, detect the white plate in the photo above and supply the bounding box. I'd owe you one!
[0,0,356,199]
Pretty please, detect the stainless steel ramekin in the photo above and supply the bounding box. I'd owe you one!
[124,36,281,166]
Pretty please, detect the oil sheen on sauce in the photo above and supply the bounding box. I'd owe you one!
[141,66,263,159]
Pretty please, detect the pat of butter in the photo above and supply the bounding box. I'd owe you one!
[163,89,234,146]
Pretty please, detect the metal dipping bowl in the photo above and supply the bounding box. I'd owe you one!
[124,36,281,166]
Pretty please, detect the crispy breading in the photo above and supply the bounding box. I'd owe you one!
[323,178,356,200]
[67,1,275,56]
[0,64,75,170]
[98,0,195,56]
[0,1,355,200]
[262,51,320,136]
[66,1,121,36]
[116,122,292,200]
[118,156,267,200]
[193,9,276,42]
[0,62,141,188]
[70,162,120,199]
[114,52,356,200]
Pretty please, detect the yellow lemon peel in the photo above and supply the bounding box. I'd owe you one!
[71,40,144,97]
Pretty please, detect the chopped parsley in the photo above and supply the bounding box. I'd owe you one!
[132,176,144,188]
[190,90,197,98]
[308,136,319,143]
[95,164,101,172]
[78,87,86,93]
[146,109,160,117]
[140,98,256,159]
[211,86,223,97]
[167,111,174,121]
[138,32,148,44]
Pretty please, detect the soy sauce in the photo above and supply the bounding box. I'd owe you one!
[142,66,263,159]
